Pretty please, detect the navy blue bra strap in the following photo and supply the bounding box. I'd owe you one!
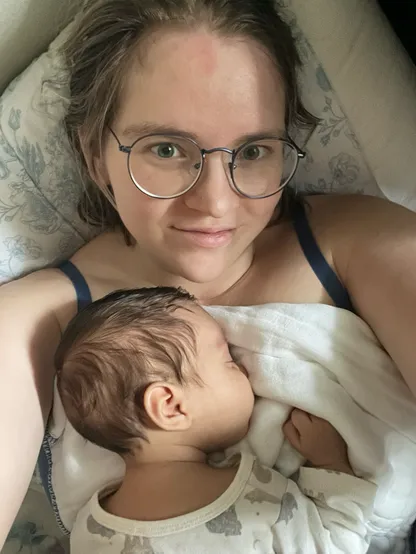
[58,261,92,312]
[292,201,354,312]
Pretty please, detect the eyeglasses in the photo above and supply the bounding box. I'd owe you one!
[108,127,305,200]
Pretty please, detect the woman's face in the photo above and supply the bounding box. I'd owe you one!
[100,29,286,286]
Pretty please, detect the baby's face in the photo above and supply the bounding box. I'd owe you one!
[180,306,255,452]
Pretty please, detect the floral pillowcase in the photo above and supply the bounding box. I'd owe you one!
[0,21,96,285]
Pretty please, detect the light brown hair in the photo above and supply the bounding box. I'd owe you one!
[55,287,198,455]
[62,0,316,242]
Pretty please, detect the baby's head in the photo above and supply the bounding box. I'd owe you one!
[56,287,254,458]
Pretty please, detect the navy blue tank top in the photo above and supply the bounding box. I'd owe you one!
[291,201,354,312]
[58,201,354,313]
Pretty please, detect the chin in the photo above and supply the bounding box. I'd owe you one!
[179,267,225,285]
[171,253,230,284]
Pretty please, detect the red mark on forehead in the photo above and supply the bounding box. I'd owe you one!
[185,33,218,76]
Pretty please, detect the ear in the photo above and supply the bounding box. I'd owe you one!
[143,383,192,432]
[78,129,110,190]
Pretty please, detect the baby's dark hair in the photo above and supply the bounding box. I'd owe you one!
[55,286,197,455]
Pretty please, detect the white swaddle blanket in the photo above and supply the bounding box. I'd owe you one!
[207,303,416,554]
[47,303,416,553]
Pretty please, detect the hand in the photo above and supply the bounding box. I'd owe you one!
[283,409,354,475]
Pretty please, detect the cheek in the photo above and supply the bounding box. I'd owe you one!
[241,194,280,225]
[114,185,153,223]
[114,186,154,217]
[231,374,253,405]
[239,377,254,409]
[106,156,172,232]
[117,194,175,240]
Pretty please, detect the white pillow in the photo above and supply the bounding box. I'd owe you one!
[0,0,82,93]
[287,0,416,209]
[282,0,382,199]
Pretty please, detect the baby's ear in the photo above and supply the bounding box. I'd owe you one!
[143,383,192,432]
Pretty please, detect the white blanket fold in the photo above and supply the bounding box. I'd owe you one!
[206,303,416,554]
[49,303,416,554]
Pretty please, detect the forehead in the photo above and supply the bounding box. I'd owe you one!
[116,29,286,146]
[181,305,226,349]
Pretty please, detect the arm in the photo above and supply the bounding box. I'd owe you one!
[333,195,416,396]
[0,269,74,548]
[272,468,376,554]
[309,194,416,397]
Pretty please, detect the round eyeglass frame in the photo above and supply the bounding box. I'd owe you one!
[108,127,306,200]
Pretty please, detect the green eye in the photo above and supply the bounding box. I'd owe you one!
[153,143,177,158]
[242,145,261,161]
[239,144,271,162]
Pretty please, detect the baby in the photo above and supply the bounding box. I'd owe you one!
[56,287,377,554]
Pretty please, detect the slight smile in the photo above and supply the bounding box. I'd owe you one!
[172,227,235,248]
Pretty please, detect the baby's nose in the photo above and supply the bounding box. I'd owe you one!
[240,365,249,378]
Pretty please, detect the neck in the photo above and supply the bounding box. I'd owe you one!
[126,442,207,470]
[107,443,237,521]
[130,243,254,304]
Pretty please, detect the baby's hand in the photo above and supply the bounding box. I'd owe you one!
[283,409,354,475]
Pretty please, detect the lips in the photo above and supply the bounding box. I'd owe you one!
[172,227,235,248]
[176,227,234,233]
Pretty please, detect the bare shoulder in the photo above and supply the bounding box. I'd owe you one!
[1,231,143,329]
[242,194,416,306]
[308,195,416,394]
[306,193,416,234]
[1,267,79,330]
[305,194,416,275]
[71,230,140,298]
[1,267,77,306]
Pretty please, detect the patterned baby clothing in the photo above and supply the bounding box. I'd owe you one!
[70,453,376,553]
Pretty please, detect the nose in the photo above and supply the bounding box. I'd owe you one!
[239,364,249,378]
[183,152,239,217]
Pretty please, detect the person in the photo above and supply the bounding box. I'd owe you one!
[1,0,416,548]
[56,286,376,553]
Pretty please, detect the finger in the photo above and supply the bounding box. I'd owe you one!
[308,413,326,424]
[283,420,302,451]
[309,414,337,432]
[291,408,312,429]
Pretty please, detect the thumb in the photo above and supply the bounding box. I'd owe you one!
[283,419,302,452]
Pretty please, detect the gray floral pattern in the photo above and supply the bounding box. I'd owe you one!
[303,488,328,507]
[121,536,156,554]
[276,493,299,525]
[252,462,273,484]
[87,516,116,539]
[303,152,364,195]
[244,489,280,505]
[5,522,68,554]
[279,2,381,199]
[0,29,97,285]
[205,506,243,537]
[3,487,69,554]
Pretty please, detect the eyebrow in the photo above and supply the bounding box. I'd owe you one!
[121,122,286,145]
[122,123,199,142]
